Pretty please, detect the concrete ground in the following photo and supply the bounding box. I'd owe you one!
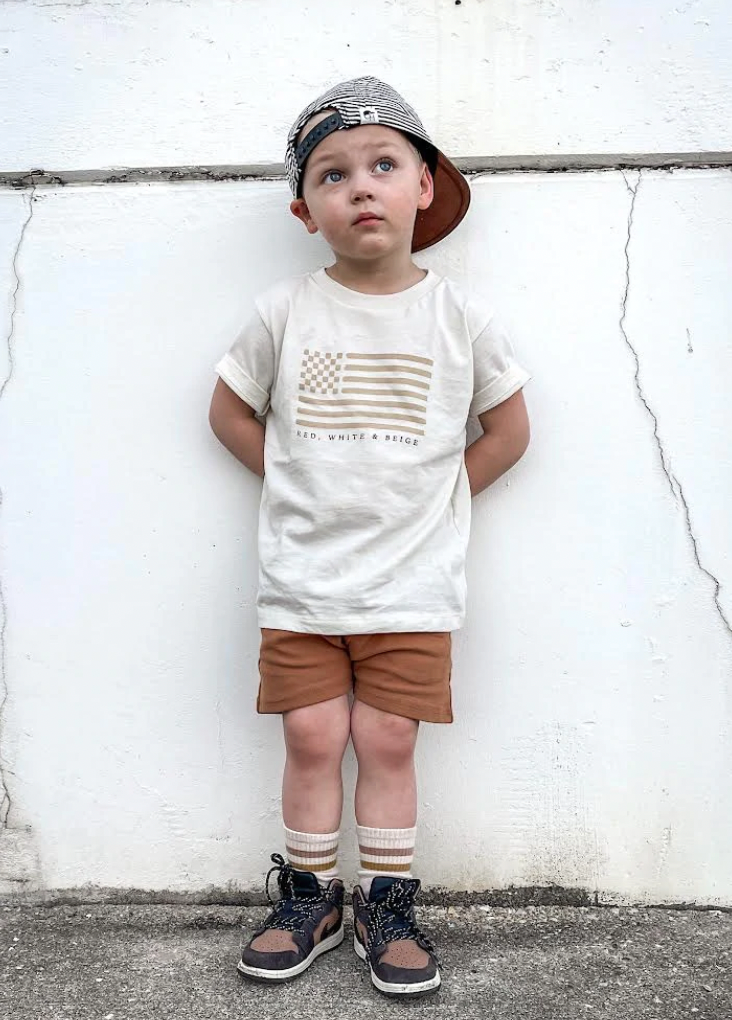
[2,902,731,1020]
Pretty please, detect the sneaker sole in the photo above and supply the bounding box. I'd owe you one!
[237,925,344,982]
[353,934,441,997]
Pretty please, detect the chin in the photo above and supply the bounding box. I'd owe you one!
[333,244,390,262]
[353,236,401,257]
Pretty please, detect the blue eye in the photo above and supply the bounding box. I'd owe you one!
[376,159,394,173]
[324,170,343,184]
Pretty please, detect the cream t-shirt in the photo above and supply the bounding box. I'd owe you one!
[215,268,529,634]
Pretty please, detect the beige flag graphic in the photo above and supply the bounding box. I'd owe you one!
[297,349,433,437]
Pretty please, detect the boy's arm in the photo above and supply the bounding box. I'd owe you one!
[209,378,265,478]
[465,390,530,497]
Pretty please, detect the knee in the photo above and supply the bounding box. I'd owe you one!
[284,701,350,770]
[351,706,418,770]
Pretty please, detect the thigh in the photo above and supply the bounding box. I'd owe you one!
[348,632,453,724]
[257,629,353,714]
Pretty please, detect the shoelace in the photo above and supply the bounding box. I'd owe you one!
[261,853,330,935]
[364,879,438,962]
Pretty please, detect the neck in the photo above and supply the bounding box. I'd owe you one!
[325,251,427,295]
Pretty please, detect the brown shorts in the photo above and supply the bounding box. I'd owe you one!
[257,629,453,724]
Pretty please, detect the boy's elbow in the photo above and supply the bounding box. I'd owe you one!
[517,417,531,459]
[208,393,226,441]
[508,407,530,466]
[508,431,529,472]
[208,401,219,436]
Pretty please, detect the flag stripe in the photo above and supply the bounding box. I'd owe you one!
[345,364,432,378]
[348,352,433,365]
[299,396,426,411]
[299,385,427,404]
[341,387,428,400]
[296,410,426,424]
[296,419,424,436]
[342,375,430,389]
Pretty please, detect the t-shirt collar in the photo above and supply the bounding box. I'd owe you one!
[309,267,440,309]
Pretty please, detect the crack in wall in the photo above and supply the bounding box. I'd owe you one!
[0,189,35,405]
[0,188,36,829]
[618,171,732,640]
[619,174,677,504]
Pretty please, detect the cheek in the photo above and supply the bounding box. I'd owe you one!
[390,181,422,215]
[317,197,347,230]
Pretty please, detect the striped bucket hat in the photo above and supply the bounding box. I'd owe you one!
[285,76,470,252]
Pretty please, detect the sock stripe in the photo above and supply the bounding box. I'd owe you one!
[285,845,338,860]
[357,824,416,886]
[287,855,338,869]
[360,860,412,872]
[284,827,339,880]
[293,859,339,872]
[359,845,414,857]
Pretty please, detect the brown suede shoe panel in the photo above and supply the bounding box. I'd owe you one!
[312,907,339,943]
[249,905,339,953]
[381,939,431,969]
[249,928,297,952]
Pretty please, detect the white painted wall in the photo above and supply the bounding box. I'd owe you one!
[1,1,731,902]
[2,0,732,169]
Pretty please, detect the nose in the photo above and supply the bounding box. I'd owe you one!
[349,170,375,203]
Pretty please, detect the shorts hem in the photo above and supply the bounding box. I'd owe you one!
[353,690,453,725]
[256,679,352,715]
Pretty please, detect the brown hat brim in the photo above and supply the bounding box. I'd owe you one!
[412,151,471,252]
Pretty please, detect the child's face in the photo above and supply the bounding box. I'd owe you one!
[290,122,434,263]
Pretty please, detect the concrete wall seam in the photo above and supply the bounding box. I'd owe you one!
[2,157,732,191]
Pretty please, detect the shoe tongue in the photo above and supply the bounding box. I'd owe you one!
[369,876,399,901]
[290,868,321,897]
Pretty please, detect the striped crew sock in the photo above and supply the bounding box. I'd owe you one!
[284,827,340,888]
[356,824,416,898]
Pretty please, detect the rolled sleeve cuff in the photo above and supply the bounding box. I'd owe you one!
[470,367,531,417]
[215,354,270,415]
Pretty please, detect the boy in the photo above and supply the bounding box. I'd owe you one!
[209,77,530,998]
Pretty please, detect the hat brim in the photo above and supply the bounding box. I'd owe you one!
[412,151,471,252]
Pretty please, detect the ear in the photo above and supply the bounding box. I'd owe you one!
[417,164,434,211]
[290,198,319,235]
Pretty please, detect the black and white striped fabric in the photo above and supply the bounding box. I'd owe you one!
[285,76,436,198]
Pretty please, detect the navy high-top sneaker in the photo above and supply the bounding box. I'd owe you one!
[352,876,440,997]
[238,853,344,982]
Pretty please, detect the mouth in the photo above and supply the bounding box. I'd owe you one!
[353,213,383,225]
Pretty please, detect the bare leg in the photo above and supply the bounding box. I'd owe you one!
[282,695,351,833]
[350,700,419,827]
